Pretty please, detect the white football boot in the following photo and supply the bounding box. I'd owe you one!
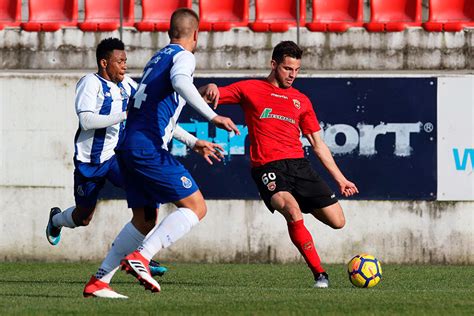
[314,272,329,288]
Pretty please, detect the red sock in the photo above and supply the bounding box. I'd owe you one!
[288,219,325,276]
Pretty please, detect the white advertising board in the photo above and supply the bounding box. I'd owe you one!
[437,77,474,201]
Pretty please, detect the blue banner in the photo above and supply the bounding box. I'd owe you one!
[102,77,437,200]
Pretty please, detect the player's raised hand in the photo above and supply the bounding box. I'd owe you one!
[211,115,240,135]
[339,179,359,197]
[199,84,220,109]
[193,140,224,165]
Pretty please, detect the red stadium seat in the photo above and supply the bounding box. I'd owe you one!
[423,0,474,32]
[0,0,20,30]
[20,0,77,32]
[364,0,422,32]
[78,0,134,32]
[199,0,249,31]
[249,0,306,33]
[135,0,191,32]
[307,0,363,32]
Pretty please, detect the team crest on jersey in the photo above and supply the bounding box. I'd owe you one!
[181,176,192,189]
[120,87,128,99]
[293,99,301,109]
[267,181,276,191]
[77,185,85,197]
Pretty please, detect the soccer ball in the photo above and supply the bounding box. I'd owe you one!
[347,254,382,288]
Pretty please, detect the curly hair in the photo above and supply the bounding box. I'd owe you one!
[96,37,125,68]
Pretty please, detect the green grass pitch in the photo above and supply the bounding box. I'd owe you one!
[0,262,472,315]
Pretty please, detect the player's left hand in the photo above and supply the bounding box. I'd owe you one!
[339,180,359,197]
[193,140,224,165]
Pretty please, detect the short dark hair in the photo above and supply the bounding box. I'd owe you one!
[96,37,125,68]
[271,41,303,64]
[169,8,199,39]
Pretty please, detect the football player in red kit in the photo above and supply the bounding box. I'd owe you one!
[199,41,359,288]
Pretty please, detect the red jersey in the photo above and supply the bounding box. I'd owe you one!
[218,79,321,167]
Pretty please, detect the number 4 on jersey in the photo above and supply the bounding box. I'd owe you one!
[133,68,152,109]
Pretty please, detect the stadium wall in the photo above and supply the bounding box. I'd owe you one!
[0,28,473,70]
[0,72,472,264]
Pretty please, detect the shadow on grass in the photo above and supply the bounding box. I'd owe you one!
[0,279,84,285]
[0,293,72,299]
[154,280,205,287]
[0,278,210,290]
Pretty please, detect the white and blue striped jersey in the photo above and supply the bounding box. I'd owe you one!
[74,73,137,164]
[119,44,195,151]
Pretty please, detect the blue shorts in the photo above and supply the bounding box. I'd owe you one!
[116,148,199,208]
[74,156,123,208]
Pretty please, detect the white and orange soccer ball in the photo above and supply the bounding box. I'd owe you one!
[347,254,382,288]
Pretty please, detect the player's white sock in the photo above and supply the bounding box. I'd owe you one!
[138,208,199,261]
[52,206,76,228]
[95,222,145,284]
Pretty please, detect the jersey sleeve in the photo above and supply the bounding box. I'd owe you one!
[218,81,244,104]
[170,50,195,81]
[124,75,138,92]
[300,96,321,134]
[75,74,100,114]
[170,51,217,121]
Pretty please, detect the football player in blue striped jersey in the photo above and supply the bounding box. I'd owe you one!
[45,38,224,298]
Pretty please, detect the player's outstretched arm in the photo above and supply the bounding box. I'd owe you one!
[305,131,359,197]
[174,125,224,165]
[198,84,240,134]
[172,74,218,119]
[172,76,240,135]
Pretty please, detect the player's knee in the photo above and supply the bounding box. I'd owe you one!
[280,205,303,222]
[83,219,92,226]
[180,192,207,220]
[79,213,94,226]
[73,207,95,226]
[194,203,207,221]
[330,216,345,229]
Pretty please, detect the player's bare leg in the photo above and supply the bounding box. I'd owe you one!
[174,189,207,220]
[309,202,346,230]
[72,205,96,226]
[271,191,329,288]
[131,207,159,235]
[271,191,303,222]
[46,205,95,246]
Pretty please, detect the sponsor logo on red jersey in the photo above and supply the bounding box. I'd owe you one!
[259,108,296,124]
[270,93,288,99]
